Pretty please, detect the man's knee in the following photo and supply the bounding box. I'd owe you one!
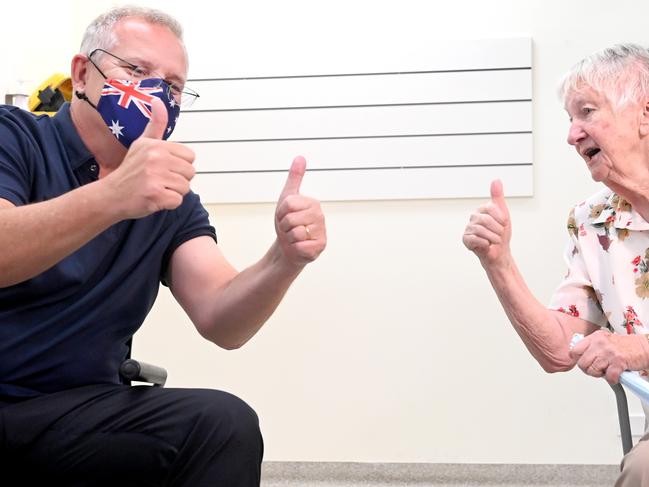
[218,391,262,450]
[190,390,263,456]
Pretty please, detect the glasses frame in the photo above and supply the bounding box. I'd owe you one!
[88,48,199,107]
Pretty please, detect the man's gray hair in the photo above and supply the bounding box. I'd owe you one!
[79,5,183,56]
[559,43,649,107]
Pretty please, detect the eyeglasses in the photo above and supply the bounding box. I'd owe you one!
[88,48,199,108]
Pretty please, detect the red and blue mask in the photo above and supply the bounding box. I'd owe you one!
[95,78,180,148]
[78,77,180,148]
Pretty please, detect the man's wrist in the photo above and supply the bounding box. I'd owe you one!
[268,239,305,278]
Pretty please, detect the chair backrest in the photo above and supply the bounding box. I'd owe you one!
[119,338,167,387]
[119,358,167,387]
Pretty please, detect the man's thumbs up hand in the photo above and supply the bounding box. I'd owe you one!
[274,156,326,269]
[101,96,196,220]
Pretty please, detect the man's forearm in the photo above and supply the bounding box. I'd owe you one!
[0,181,120,287]
[192,240,304,350]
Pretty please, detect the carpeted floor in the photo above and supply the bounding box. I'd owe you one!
[261,462,620,486]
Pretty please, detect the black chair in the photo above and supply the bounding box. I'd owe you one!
[119,358,167,386]
[119,339,167,387]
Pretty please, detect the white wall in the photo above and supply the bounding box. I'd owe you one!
[6,0,648,465]
[1,3,73,103]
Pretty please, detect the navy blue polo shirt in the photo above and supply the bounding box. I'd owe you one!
[0,103,216,399]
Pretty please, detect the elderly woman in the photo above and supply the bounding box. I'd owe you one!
[463,43,649,485]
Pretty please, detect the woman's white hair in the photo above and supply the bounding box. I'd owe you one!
[79,5,183,56]
[558,43,649,107]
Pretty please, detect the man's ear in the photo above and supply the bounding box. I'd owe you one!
[640,100,649,137]
[70,54,90,95]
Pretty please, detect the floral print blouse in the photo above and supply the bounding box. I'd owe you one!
[550,187,649,337]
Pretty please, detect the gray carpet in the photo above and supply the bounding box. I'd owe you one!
[261,462,620,486]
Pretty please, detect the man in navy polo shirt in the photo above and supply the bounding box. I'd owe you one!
[0,5,326,486]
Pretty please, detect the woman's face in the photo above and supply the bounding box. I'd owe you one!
[565,85,647,185]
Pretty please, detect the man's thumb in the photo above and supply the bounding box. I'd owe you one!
[279,156,306,200]
[141,97,168,140]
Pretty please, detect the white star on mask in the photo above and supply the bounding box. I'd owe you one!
[109,120,124,139]
[169,98,176,108]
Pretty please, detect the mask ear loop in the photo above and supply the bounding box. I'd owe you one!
[75,90,98,110]
[77,51,109,110]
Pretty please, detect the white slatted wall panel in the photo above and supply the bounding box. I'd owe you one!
[173,37,532,203]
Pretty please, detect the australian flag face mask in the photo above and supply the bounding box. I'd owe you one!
[80,78,180,148]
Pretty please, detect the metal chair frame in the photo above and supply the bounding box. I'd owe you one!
[611,383,634,455]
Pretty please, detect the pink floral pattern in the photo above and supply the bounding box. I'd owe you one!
[550,188,649,336]
[622,306,644,334]
[557,304,580,317]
